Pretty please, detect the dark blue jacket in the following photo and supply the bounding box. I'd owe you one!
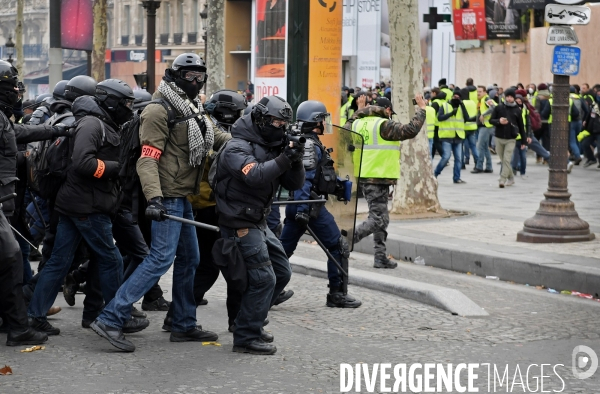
[214,114,305,229]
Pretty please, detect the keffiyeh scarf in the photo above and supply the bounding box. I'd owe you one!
[158,80,214,166]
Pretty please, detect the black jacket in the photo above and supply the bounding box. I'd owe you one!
[0,111,56,216]
[55,96,122,217]
[214,114,305,229]
[490,103,526,140]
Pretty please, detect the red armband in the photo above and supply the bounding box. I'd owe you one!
[93,160,105,178]
[242,162,256,175]
[141,145,162,160]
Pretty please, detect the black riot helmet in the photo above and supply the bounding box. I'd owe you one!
[0,60,19,109]
[53,80,69,100]
[206,89,248,126]
[296,100,332,134]
[167,53,207,99]
[133,89,153,110]
[95,79,135,125]
[65,75,98,102]
[252,96,293,145]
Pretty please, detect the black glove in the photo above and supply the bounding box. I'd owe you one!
[52,123,75,137]
[284,144,304,163]
[145,197,167,221]
[295,212,310,227]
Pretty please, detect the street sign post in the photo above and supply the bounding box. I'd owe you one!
[546,26,578,45]
[551,45,581,76]
[544,4,591,25]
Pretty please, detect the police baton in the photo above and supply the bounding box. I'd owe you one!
[161,214,220,233]
[0,193,17,204]
[305,225,348,277]
[272,199,327,206]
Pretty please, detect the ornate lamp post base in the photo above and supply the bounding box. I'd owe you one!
[517,191,595,243]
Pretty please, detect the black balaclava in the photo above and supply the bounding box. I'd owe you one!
[0,80,19,115]
[173,68,204,101]
[113,103,133,126]
[260,123,285,144]
[176,79,201,101]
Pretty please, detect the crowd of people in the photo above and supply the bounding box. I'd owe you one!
[0,53,431,358]
[342,78,600,187]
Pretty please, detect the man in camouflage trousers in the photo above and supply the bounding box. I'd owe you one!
[345,95,427,268]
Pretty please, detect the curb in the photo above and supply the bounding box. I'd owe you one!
[353,234,600,296]
[289,255,489,317]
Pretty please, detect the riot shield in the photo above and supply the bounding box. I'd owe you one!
[321,125,363,251]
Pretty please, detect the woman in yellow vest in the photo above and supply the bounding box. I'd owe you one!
[434,89,473,184]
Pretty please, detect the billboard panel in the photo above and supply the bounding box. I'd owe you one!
[485,0,522,39]
[308,0,343,126]
[254,0,288,101]
[355,1,381,89]
[61,0,93,51]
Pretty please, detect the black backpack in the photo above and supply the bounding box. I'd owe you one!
[26,112,75,197]
[37,116,105,200]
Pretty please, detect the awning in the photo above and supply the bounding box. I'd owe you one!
[23,63,88,85]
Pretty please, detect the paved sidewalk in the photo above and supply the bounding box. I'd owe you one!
[354,153,600,295]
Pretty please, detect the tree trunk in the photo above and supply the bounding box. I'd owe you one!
[16,0,23,74]
[91,0,108,82]
[206,0,225,95]
[389,0,443,215]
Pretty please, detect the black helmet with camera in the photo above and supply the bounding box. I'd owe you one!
[206,89,248,126]
[251,95,293,145]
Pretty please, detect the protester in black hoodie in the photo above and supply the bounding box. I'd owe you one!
[26,80,148,337]
[489,89,525,188]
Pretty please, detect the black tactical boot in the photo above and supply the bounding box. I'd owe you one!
[326,287,362,308]
[373,258,397,269]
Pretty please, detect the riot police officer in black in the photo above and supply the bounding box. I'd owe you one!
[0,60,71,346]
[213,95,305,355]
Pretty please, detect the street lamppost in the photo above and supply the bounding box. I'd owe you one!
[142,0,161,93]
[199,3,208,94]
[5,36,15,64]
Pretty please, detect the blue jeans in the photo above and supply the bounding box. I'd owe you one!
[463,131,480,165]
[569,120,582,160]
[97,198,199,332]
[581,134,600,161]
[511,140,528,175]
[222,226,290,346]
[475,127,494,171]
[527,135,550,160]
[280,204,342,288]
[428,138,434,158]
[27,213,123,320]
[435,138,463,182]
